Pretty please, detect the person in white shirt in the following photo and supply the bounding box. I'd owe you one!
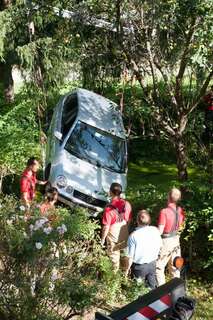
[125,210,162,289]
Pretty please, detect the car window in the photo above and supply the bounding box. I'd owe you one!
[61,93,78,140]
[65,121,126,173]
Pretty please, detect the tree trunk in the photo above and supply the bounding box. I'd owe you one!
[0,0,14,103]
[175,138,188,181]
[207,145,213,186]
[0,62,14,103]
[0,0,12,10]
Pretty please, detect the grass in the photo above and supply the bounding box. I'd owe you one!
[127,160,207,195]
[128,160,178,192]
[187,279,213,319]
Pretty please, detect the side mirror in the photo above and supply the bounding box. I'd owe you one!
[54,131,62,141]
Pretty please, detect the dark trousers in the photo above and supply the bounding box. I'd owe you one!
[205,110,213,122]
[132,261,157,290]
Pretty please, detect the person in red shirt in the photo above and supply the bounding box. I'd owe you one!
[156,188,185,286]
[101,182,132,271]
[20,157,47,208]
[40,187,58,216]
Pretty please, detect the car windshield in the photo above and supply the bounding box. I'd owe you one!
[64,121,126,173]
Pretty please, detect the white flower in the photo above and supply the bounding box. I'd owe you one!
[0,204,2,208]
[136,277,143,284]
[31,278,36,297]
[57,224,67,235]
[61,224,67,233]
[51,272,58,281]
[29,224,34,232]
[6,219,13,225]
[62,244,68,254]
[56,226,63,235]
[52,242,57,249]
[43,226,52,235]
[11,215,16,222]
[20,205,26,211]
[49,282,55,291]
[35,242,43,250]
[34,218,48,230]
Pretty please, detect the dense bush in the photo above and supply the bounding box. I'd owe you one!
[0,196,98,319]
[0,91,40,193]
[0,196,148,320]
[180,181,213,276]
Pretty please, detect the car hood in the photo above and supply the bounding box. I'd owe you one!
[52,150,126,198]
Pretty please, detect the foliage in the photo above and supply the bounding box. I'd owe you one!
[0,10,11,61]
[187,279,213,319]
[0,196,149,319]
[0,90,40,186]
[180,181,213,273]
[69,0,213,181]
[0,0,81,106]
[1,0,212,179]
[0,196,98,319]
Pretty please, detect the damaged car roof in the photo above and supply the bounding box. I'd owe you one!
[76,88,126,139]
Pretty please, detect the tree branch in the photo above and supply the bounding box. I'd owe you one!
[188,69,213,114]
[153,109,176,137]
[129,58,176,137]
[153,58,178,108]
[176,18,197,82]
[175,17,198,109]
[146,38,158,101]
[130,59,144,89]
[178,114,188,135]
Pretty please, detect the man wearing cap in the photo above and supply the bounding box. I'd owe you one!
[125,210,162,289]
[156,188,185,286]
[101,182,132,271]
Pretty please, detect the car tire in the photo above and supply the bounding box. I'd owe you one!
[45,163,51,180]
[45,181,52,193]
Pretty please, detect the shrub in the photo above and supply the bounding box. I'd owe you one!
[0,196,103,319]
[0,91,40,194]
[0,196,148,319]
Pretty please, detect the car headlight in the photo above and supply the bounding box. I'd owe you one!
[66,186,73,194]
[56,175,67,188]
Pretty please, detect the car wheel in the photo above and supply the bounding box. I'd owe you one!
[45,163,51,180]
[45,181,52,193]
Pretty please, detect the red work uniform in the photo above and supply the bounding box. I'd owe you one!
[156,202,185,286]
[20,169,37,202]
[102,198,132,226]
[158,203,185,235]
[102,198,132,270]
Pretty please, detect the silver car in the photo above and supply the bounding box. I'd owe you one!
[45,88,127,212]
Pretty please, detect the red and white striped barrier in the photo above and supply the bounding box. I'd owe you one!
[126,294,172,320]
[95,278,186,320]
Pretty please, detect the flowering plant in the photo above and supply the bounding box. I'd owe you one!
[0,196,111,320]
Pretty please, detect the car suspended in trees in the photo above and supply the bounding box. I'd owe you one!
[45,89,127,213]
